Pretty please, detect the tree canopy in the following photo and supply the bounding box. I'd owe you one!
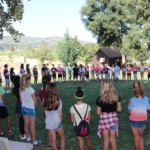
[0,0,30,41]
[57,31,83,65]
[81,0,150,62]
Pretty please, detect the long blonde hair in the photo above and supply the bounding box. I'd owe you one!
[20,74,31,91]
[100,79,119,103]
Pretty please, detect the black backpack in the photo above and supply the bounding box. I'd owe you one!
[73,104,90,137]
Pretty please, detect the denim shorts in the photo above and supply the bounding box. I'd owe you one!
[22,107,35,117]
[54,122,63,131]
[129,120,146,128]
[110,124,117,131]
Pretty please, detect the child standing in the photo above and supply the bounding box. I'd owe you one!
[96,79,122,150]
[3,64,10,90]
[44,83,65,150]
[70,86,93,150]
[32,65,38,87]
[20,74,40,145]
[0,80,13,136]
[10,67,15,88]
[128,81,150,150]
[12,75,25,140]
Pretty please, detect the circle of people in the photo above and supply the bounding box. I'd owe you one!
[0,62,150,150]
[1,62,150,90]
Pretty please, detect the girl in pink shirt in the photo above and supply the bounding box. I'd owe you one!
[133,63,139,80]
[128,81,150,150]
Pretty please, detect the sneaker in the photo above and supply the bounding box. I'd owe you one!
[33,140,41,146]
[20,134,26,140]
[5,131,13,136]
[26,136,31,143]
[0,132,4,136]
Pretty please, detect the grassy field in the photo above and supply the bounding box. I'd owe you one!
[1,80,150,150]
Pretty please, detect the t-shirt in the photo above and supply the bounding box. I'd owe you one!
[148,66,150,74]
[41,67,47,75]
[128,96,150,121]
[70,103,91,126]
[3,69,9,79]
[45,99,62,129]
[133,66,138,72]
[126,67,132,73]
[33,68,38,76]
[104,67,110,74]
[57,67,63,75]
[73,67,79,75]
[67,66,72,73]
[96,96,121,113]
[0,86,5,106]
[51,67,57,74]
[95,66,99,73]
[26,68,31,75]
[20,68,25,76]
[140,66,145,72]
[115,66,120,73]
[90,66,95,72]
[20,86,35,109]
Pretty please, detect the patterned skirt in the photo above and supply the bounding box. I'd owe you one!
[97,112,118,137]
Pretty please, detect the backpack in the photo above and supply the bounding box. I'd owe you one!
[73,104,90,137]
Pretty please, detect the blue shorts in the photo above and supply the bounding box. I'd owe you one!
[111,124,117,131]
[133,71,137,75]
[129,120,146,128]
[22,107,35,117]
[54,122,63,131]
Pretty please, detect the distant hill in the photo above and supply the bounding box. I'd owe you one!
[0,36,93,50]
[0,36,63,50]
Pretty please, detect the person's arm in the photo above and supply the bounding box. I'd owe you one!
[59,110,63,121]
[96,106,102,116]
[2,95,7,107]
[87,111,91,122]
[70,113,75,123]
[31,93,37,107]
[128,99,132,114]
[117,102,122,112]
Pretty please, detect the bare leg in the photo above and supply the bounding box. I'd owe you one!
[57,128,65,150]
[85,135,93,150]
[29,116,36,142]
[110,130,117,150]
[103,130,110,150]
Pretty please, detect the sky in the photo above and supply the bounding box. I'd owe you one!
[9,0,96,42]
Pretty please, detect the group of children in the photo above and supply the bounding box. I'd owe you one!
[0,68,149,150]
[1,62,150,90]
[90,63,150,81]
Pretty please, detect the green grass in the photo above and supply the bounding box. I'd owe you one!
[1,80,150,150]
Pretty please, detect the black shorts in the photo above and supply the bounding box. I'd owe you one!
[52,74,56,79]
[58,74,62,78]
[127,73,131,76]
[148,74,150,78]
[0,106,9,119]
[74,74,78,79]
[86,74,89,78]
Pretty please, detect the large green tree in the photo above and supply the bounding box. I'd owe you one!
[79,43,99,62]
[81,0,150,62]
[121,0,150,62]
[0,0,29,41]
[57,31,83,65]
[81,0,128,47]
